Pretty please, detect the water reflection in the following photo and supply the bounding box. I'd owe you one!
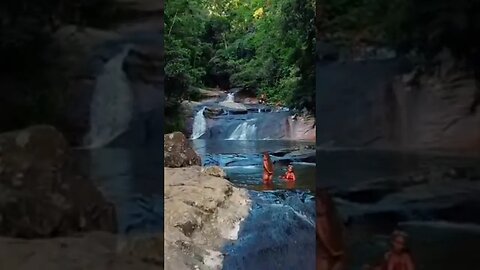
[75,147,164,234]
[262,181,274,191]
[285,180,296,190]
[318,149,480,270]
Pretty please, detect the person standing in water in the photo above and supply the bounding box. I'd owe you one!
[365,231,415,270]
[317,188,347,270]
[262,152,274,183]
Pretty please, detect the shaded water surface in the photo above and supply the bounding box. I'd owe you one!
[192,137,316,269]
[74,147,164,234]
[317,149,480,270]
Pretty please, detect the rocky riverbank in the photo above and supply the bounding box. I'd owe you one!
[316,47,480,153]
[0,125,164,269]
[181,91,316,141]
[164,132,251,270]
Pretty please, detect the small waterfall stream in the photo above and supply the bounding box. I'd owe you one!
[189,92,316,269]
[225,93,235,102]
[84,46,134,148]
[227,120,257,140]
[191,107,207,139]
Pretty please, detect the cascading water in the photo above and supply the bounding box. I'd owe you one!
[188,92,316,268]
[191,107,207,139]
[227,120,257,140]
[84,46,133,148]
[225,92,235,102]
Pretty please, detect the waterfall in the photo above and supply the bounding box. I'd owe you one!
[227,120,257,140]
[191,107,207,139]
[84,46,134,148]
[225,93,235,102]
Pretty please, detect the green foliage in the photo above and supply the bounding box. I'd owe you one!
[320,0,480,60]
[165,0,315,126]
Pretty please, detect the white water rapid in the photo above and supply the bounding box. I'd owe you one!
[225,93,235,102]
[84,46,134,148]
[227,120,257,140]
[191,107,207,139]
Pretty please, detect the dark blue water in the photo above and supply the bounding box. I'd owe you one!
[74,147,164,234]
[222,190,315,270]
[317,149,480,270]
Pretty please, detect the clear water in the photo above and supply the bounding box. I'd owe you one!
[192,138,316,270]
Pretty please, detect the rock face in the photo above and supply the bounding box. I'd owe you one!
[0,126,117,238]
[290,116,316,141]
[218,101,248,114]
[56,0,164,147]
[201,166,227,178]
[164,132,202,167]
[316,50,480,153]
[164,166,250,270]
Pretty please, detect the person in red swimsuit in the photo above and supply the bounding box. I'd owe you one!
[383,231,415,270]
[262,152,274,183]
[365,231,415,270]
[281,164,296,181]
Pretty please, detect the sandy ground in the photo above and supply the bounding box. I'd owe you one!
[164,166,251,270]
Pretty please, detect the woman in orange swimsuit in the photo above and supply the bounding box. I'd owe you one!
[281,164,296,181]
[262,152,274,183]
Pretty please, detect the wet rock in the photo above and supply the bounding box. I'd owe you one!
[290,116,316,141]
[196,88,225,100]
[164,132,202,167]
[204,107,225,118]
[124,45,163,85]
[218,101,247,114]
[282,148,316,163]
[316,51,480,152]
[336,187,397,204]
[201,166,227,179]
[270,147,300,157]
[443,166,480,182]
[54,0,164,146]
[0,126,117,238]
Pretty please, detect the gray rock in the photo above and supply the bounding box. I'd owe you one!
[164,132,202,167]
[0,126,117,238]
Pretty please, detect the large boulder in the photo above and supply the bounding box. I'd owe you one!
[218,101,248,114]
[164,132,201,167]
[201,166,227,178]
[164,166,250,269]
[0,125,117,238]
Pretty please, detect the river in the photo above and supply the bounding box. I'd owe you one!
[190,94,316,270]
[318,149,480,269]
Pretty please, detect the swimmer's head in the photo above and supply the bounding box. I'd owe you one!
[391,230,408,252]
[287,164,294,172]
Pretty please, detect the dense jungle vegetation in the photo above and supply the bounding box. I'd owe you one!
[165,0,316,132]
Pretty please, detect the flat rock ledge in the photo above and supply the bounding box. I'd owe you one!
[0,232,164,270]
[164,166,251,270]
